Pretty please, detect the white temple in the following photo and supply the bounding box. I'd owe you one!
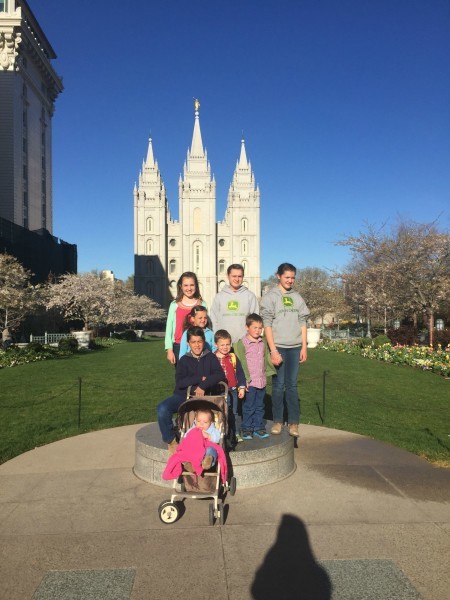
[134,102,261,308]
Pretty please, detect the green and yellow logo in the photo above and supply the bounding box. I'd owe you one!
[282,296,294,307]
[227,300,239,311]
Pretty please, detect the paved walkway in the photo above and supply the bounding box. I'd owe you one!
[0,424,449,599]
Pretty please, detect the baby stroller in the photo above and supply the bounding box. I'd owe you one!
[158,381,237,525]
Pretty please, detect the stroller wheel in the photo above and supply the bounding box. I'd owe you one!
[208,502,215,526]
[218,502,225,526]
[229,476,237,496]
[159,501,180,524]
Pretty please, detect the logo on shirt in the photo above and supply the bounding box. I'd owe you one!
[227,300,239,311]
[282,296,294,307]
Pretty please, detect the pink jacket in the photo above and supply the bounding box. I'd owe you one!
[162,427,228,483]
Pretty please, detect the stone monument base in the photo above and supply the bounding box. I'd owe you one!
[133,422,296,489]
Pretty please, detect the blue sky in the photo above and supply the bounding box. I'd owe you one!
[33,0,449,281]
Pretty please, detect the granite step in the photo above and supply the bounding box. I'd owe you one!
[133,422,296,489]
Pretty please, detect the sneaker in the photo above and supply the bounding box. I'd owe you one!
[167,438,178,454]
[254,429,269,439]
[241,430,253,440]
[235,432,244,443]
[271,422,283,435]
[288,423,299,438]
[201,455,213,470]
[182,461,194,472]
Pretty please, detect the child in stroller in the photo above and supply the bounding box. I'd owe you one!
[159,390,236,525]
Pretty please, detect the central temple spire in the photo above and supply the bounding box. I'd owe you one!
[190,98,204,156]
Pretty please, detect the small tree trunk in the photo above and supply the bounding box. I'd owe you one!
[428,311,434,347]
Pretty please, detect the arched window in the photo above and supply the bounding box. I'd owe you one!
[193,241,202,274]
[146,217,153,232]
[147,258,153,273]
[146,239,153,254]
[241,218,248,233]
[242,260,248,274]
[219,259,225,274]
[193,207,201,234]
[169,259,176,274]
[147,281,154,297]
[242,239,248,255]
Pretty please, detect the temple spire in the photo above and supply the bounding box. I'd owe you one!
[145,136,155,167]
[238,136,248,169]
[190,98,204,156]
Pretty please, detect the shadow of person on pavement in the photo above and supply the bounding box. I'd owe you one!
[251,514,332,600]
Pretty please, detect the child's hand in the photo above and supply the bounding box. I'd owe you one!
[201,376,206,381]
[195,387,205,397]
[238,388,245,399]
[271,351,283,366]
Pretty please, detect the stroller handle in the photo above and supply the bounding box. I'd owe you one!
[186,381,228,399]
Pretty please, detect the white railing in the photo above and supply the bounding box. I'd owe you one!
[30,333,74,345]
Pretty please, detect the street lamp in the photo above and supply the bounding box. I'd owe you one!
[394,319,400,330]
[436,318,444,331]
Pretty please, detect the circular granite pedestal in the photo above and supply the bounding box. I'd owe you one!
[134,422,296,489]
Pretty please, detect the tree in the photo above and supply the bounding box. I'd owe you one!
[105,282,165,328]
[338,221,450,344]
[295,267,350,325]
[46,273,116,330]
[46,272,165,331]
[0,253,40,330]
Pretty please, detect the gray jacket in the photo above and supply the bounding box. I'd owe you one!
[210,285,259,344]
[260,287,310,348]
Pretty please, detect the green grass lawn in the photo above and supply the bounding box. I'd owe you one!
[1,339,449,465]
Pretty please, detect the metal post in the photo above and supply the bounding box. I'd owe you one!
[78,377,82,428]
[322,370,328,424]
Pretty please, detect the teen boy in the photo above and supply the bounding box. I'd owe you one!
[157,326,223,453]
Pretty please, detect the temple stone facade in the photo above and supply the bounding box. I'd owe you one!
[134,104,261,308]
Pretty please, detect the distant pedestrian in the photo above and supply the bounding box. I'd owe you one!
[210,264,258,344]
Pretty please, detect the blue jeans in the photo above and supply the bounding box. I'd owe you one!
[227,388,241,436]
[204,446,218,466]
[157,394,184,443]
[241,386,266,432]
[271,346,301,424]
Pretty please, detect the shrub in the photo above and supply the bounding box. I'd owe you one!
[122,329,137,342]
[357,338,372,348]
[373,334,391,348]
[433,329,450,350]
[27,341,44,353]
[387,325,419,346]
[58,337,79,352]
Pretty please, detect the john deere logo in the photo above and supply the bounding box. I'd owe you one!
[282,296,294,307]
[227,300,239,311]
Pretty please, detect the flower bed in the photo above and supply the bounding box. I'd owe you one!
[0,337,124,369]
[318,340,450,377]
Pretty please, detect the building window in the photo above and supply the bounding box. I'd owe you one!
[193,241,202,274]
[193,207,201,234]
[169,280,176,290]
[218,280,226,291]
[169,238,176,247]
[242,260,248,274]
[241,218,248,233]
[146,239,153,254]
[147,258,153,273]
[242,239,248,255]
[170,259,176,274]
[219,238,225,247]
[146,217,153,232]
[147,282,154,297]
[219,260,225,274]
